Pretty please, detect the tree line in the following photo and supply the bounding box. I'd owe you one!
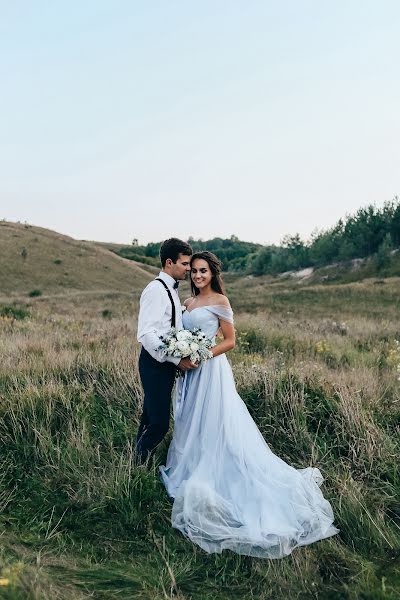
[116,198,400,276]
[249,197,399,276]
[116,235,262,272]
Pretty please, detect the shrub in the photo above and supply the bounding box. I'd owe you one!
[102,309,113,319]
[53,259,62,265]
[28,289,42,297]
[0,305,29,320]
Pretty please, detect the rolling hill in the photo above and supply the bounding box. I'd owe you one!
[2,220,399,307]
[0,221,156,298]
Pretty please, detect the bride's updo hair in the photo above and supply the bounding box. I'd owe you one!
[190,251,225,296]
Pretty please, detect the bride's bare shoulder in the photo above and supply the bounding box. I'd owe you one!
[183,297,195,308]
[213,294,231,308]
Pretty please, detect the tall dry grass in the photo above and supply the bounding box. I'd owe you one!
[0,282,399,599]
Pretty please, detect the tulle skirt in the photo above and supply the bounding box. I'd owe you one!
[160,355,339,558]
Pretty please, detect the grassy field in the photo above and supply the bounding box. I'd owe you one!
[1,273,400,599]
[0,221,155,297]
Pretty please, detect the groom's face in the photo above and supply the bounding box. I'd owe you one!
[170,254,192,280]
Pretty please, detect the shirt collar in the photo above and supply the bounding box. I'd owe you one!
[158,271,178,289]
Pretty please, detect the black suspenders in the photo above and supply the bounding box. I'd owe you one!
[155,278,176,328]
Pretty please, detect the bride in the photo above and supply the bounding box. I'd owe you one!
[160,251,339,558]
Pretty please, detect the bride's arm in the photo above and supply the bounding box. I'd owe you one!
[211,318,235,357]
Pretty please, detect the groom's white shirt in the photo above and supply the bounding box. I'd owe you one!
[137,271,182,365]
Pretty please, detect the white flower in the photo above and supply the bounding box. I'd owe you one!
[177,330,192,341]
[158,326,215,363]
[177,340,190,354]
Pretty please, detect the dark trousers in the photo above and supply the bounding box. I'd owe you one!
[136,347,176,463]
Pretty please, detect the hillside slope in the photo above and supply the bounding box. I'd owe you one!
[0,221,154,297]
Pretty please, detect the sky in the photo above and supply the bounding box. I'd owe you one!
[0,1,399,246]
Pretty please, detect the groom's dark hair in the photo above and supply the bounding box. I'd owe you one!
[160,238,193,266]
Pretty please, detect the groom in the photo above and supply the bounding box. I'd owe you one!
[135,238,198,464]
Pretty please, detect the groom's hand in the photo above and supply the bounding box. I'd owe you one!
[178,357,198,372]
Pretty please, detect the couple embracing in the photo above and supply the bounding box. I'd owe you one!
[136,238,338,559]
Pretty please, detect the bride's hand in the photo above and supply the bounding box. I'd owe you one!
[178,357,198,372]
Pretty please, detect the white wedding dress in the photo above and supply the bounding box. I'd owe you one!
[160,305,339,558]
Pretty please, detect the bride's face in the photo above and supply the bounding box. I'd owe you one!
[191,258,212,290]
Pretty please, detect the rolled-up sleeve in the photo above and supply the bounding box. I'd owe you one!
[137,285,180,365]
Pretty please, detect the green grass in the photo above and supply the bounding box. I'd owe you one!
[0,306,29,321]
[1,281,400,599]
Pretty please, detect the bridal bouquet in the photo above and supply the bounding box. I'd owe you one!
[158,327,215,364]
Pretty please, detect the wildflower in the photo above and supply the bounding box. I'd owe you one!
[315,340,331,354]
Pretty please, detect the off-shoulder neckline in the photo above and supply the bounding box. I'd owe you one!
[185,304,232,315]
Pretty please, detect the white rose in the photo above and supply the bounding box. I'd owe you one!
[190,342,199,352]
[177,330,191,341]
[177,340,190,355]
[169,341,176,350]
